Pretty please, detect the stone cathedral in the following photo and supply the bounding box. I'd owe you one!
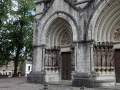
[28,0,120,87]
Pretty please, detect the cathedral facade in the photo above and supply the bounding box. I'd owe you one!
[28,0,120,87]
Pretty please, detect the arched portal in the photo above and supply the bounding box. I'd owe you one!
[90,0,120,42]
[46,18,73,48]
[89,0,120,83]
[44,18,74,82]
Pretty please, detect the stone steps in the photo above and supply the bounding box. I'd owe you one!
[47,80,72,86]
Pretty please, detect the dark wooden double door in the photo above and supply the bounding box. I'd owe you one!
[61,52,72,80]
[114,49,120,83]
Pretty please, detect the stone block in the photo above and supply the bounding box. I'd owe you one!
[27,71,45,84]
[72,72,95,88]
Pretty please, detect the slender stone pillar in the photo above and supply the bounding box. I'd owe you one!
[27,0,46,83]
[27,45,46,83]
[72,41,95,87]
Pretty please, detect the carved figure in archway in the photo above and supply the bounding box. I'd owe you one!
[114,28,120,41]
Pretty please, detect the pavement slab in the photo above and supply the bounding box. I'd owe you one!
[0,77,119,90]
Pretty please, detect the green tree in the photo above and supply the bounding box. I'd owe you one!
[0,0,12,65]
[10,0,34,76]
[0,0,35,76]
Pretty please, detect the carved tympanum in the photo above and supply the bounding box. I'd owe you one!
[114,28,120,41]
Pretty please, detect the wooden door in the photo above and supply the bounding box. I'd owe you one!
[114,49,120,83]
[61,52,72,80]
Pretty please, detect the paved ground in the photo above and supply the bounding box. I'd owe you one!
[0,77,119,90]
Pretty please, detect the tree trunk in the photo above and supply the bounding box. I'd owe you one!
[13,47,21,77]
[13,59,18,77]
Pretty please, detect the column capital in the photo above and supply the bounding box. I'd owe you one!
[72,40,94,47]
[73,40,94,44]
[33,44,46,48]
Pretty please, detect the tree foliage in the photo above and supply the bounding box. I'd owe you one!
[0,0,12,65]
[0,0,35,76]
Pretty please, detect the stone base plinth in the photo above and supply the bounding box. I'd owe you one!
[94,74,115,87]
[72,72,95,88]
[27,71,45,84]
[45,70,60,82]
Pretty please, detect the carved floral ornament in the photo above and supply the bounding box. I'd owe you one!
[114,28,120,41]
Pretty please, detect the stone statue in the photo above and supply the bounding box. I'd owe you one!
[114,28,120,41]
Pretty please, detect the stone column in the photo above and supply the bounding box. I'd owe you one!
[72,41,95,87]
[32,45,45,72]
[27,0,46,83]
[27,44,46,83]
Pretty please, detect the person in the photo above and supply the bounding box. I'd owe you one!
[18,72,21,77]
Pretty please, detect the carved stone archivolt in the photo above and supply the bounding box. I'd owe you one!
[45,18,73,48]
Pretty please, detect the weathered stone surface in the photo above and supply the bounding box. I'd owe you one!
[72,72,95,87]
[31,0,118,87]
[0,78,118,90]
[27,71,45,83]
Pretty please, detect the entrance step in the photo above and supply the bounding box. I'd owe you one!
[95,75,115,87]
[47,80,72,86]
[95,80,115,87]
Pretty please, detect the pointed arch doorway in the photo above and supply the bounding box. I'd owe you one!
[44,18,74,81]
